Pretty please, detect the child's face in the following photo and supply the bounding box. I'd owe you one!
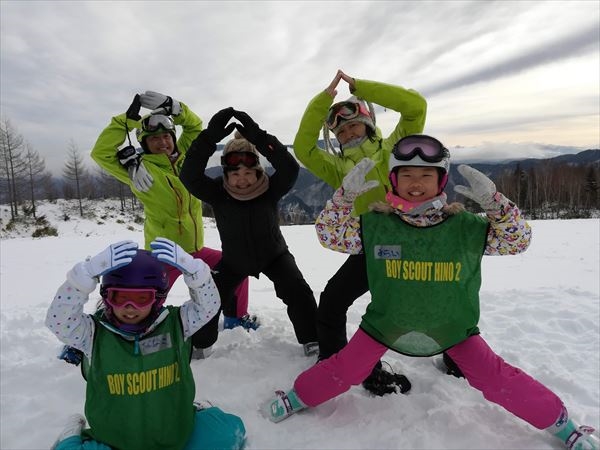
[108,290,155,324]
[226,167,259,188]
[394,166,440,202]
[335,121,367,146]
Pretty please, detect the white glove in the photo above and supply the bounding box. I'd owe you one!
[129,160,154,192]
[67,240,138,294]
[139,91,182,116]
[341,158,380,202]
[454,164,498,210]
[150,237,211,286]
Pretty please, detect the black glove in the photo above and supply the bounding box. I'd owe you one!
[117,145,140,170]
[232,110,268,148]
[202,107,236,143]
[126,94,142,121]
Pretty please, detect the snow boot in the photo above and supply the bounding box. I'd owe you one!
[51,414,86,450]
[223,314,260,331]
[57,345,83,366]
[564,426,600,450]
[191,345,213,360]
[362,361,411,396]
[302,342,319,357]
[432,352,465,378]
[262,389,306,423]
[551,418,600,450]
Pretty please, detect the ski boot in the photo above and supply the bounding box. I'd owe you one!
[362,361,411,396]
[223,314,260,331]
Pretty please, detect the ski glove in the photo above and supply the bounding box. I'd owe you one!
[150,237,211,286]
[117,145,140,170]
[126,94,142,121]
[340,158,380,203]
[233,110,268,149]
[454,164,499,211]
[201,107,236,144]
[128,160,153,192]
[67,240,138,294]
[139,91,182,116]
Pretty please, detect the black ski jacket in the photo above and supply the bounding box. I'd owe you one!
[180,134,298,276]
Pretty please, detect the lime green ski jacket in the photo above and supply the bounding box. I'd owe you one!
[91,103,204,252]
[293,79,427,215]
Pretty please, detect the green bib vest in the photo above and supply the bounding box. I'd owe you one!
[82,306,195,450]
[361,211,488,356]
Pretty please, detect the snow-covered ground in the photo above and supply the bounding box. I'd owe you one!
[1,200,599,449]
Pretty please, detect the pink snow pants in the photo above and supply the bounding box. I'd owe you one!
[294,329,564,429]
[165,246,249,317]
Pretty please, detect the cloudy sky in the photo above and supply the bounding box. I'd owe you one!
[1,0,599,174]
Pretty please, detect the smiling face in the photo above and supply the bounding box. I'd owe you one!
[145,132,175,156]
[393,166,440,202]
[225,167,259,189]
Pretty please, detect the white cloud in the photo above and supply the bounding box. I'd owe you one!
[1,0,598,174]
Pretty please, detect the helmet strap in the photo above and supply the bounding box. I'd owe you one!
[385,191,448,216]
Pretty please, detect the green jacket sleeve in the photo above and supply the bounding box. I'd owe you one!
[172,103,203,157]
[352,78,427,151]
[90,113,141,185]
[292,90,343,187]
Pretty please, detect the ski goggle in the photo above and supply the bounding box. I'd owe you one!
[326,101,370,131]
[221,151,259,169]
[141,115,176,133]
[392,135,448,163]
[105,288,157,310]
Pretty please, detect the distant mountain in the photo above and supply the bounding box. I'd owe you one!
[283,149,600,222]
[193,149,600,223]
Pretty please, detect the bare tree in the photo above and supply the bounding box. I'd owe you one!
[22,142,52,218]
[0,118,28,218]
[62,139,88,217]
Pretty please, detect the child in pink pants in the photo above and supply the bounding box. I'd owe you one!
[264,135,598,450]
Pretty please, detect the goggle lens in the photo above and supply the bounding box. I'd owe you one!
[326,101,368,130]
[221,151,259,169]
[105,288,157,310]
[392,135,447,163]
[141,115,175,133]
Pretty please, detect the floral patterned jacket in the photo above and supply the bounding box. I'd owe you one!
[315,188,532,256]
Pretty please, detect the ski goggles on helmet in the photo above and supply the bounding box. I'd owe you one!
[141,114,176,133]
[392,135,448,163]
[326,101,370,131]
[105,287,157,310]
[221,151,259,169]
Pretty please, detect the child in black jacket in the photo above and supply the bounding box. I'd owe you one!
[180,107,318,357]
